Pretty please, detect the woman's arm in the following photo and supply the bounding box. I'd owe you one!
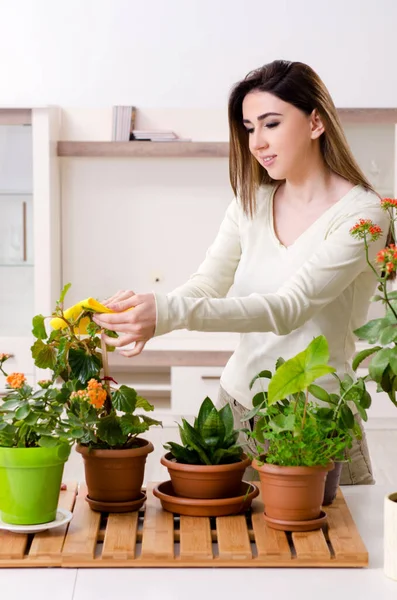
[154,204,389,336]
[168,199,242,299]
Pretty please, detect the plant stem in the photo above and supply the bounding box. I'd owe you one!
[302,388,309,429]
[364,234,397,321]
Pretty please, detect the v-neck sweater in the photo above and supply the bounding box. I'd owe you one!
[154,184,389,409]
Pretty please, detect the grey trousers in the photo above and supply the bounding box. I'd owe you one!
[217,386,375,485]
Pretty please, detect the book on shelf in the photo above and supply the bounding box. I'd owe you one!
[112,106,136,141]
[111,106,191,142]
[131,130,191,142]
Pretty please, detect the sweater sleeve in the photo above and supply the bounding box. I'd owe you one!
[154,202,389,337]
[167,199,242,299]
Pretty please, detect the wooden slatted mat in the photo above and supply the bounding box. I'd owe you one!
[0,483,368,568]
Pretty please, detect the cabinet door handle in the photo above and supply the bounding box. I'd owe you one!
[22,201,27,262]
[201,375,221,380]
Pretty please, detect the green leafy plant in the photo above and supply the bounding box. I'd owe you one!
[30,283,116,385]
[65,377,162,449]
[350,200,397,407]
[164,397,243,465]
[0,354,72,448]
[245,336,370,466]
[29,284,162,449]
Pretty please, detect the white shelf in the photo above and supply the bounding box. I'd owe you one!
[0,263,34,268]
[0,191,32,196]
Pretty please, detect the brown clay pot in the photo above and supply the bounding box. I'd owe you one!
[161,452,251,499]
[253,459,334,528]
[323,461,343,505]
[76,438,154,502]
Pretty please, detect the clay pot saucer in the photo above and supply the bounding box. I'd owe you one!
[86,491,146,513]
[153,480,259,517]
[263,509,327,532]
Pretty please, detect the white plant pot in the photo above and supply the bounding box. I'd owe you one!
[384,492,397,580]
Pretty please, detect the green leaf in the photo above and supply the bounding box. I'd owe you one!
[97,414,125,446]
[275,357,285,370]
[218,403,234,438]
[58,283,71,305]
[388,349,397,376]
[354,318,387,344]
[368,348,392,383]
[344,384,365,405]
[164,442,199,464]
[211,446,242,465]
[0,399,21,412]
[15,403,30,420]
[180,419,211,465]
[268,336,335,405]
[252,392,267,408]
[328,393,340,406]
[24,413,39,426]
[352,346,382,371]
[32,314,47,340]
[70,427,85,438]
[269,413,295,433]
[201,408,225,448]
[38,436,59,448]
[340,405,355,429]
[31,339,57,370]
[197,397,216,431]
[315,407,334,420]
[308,384,330,403]
[249,370,272,390]
[139,415,162,428]
[135,396,154,412]
[355,403,368,422]
[120,414,148,436]
[360,390,372,409]
[380,324,397,345]
[112,385,137,413]
[68,348,101,384]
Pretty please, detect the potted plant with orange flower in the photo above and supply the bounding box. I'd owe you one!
[0,353,72,525]
[348,198,397,580]
[30,284,162,512]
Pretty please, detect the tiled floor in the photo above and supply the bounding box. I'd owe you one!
[1,427,397,599]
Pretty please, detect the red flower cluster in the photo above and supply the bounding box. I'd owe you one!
[376,244,397,274]
[381,198,397,210]
[349,219,383,241]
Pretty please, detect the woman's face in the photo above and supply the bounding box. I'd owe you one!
[242,90,322,181]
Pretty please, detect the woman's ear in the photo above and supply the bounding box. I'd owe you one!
[310,109,325,139]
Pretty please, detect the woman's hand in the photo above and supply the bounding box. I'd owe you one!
[93,292,156,357]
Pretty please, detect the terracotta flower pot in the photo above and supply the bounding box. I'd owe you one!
[323,461,343,505]
[76,438,154,502]
[160,452,251,499]
[253,459,334,529]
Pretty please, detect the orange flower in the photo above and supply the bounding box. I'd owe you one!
[86,379,107,409]
[350,219,382,241]
[376,245,397,275]
[381,198,397,210]
[0,353,10,361]
[6,373,26,389]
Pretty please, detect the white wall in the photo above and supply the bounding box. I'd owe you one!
[0,0,397,108]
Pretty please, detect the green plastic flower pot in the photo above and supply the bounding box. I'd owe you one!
[0,444,71,525]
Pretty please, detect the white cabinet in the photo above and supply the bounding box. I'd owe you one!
[171,366,223,416]
[0,108,62,388]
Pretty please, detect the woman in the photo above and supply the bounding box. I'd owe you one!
[93,60,389,484]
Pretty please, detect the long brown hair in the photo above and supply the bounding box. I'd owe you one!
[228,60,378,218]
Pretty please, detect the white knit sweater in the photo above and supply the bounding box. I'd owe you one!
[154,184,389,408]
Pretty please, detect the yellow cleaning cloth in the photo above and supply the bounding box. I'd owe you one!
[50,297,128,334]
